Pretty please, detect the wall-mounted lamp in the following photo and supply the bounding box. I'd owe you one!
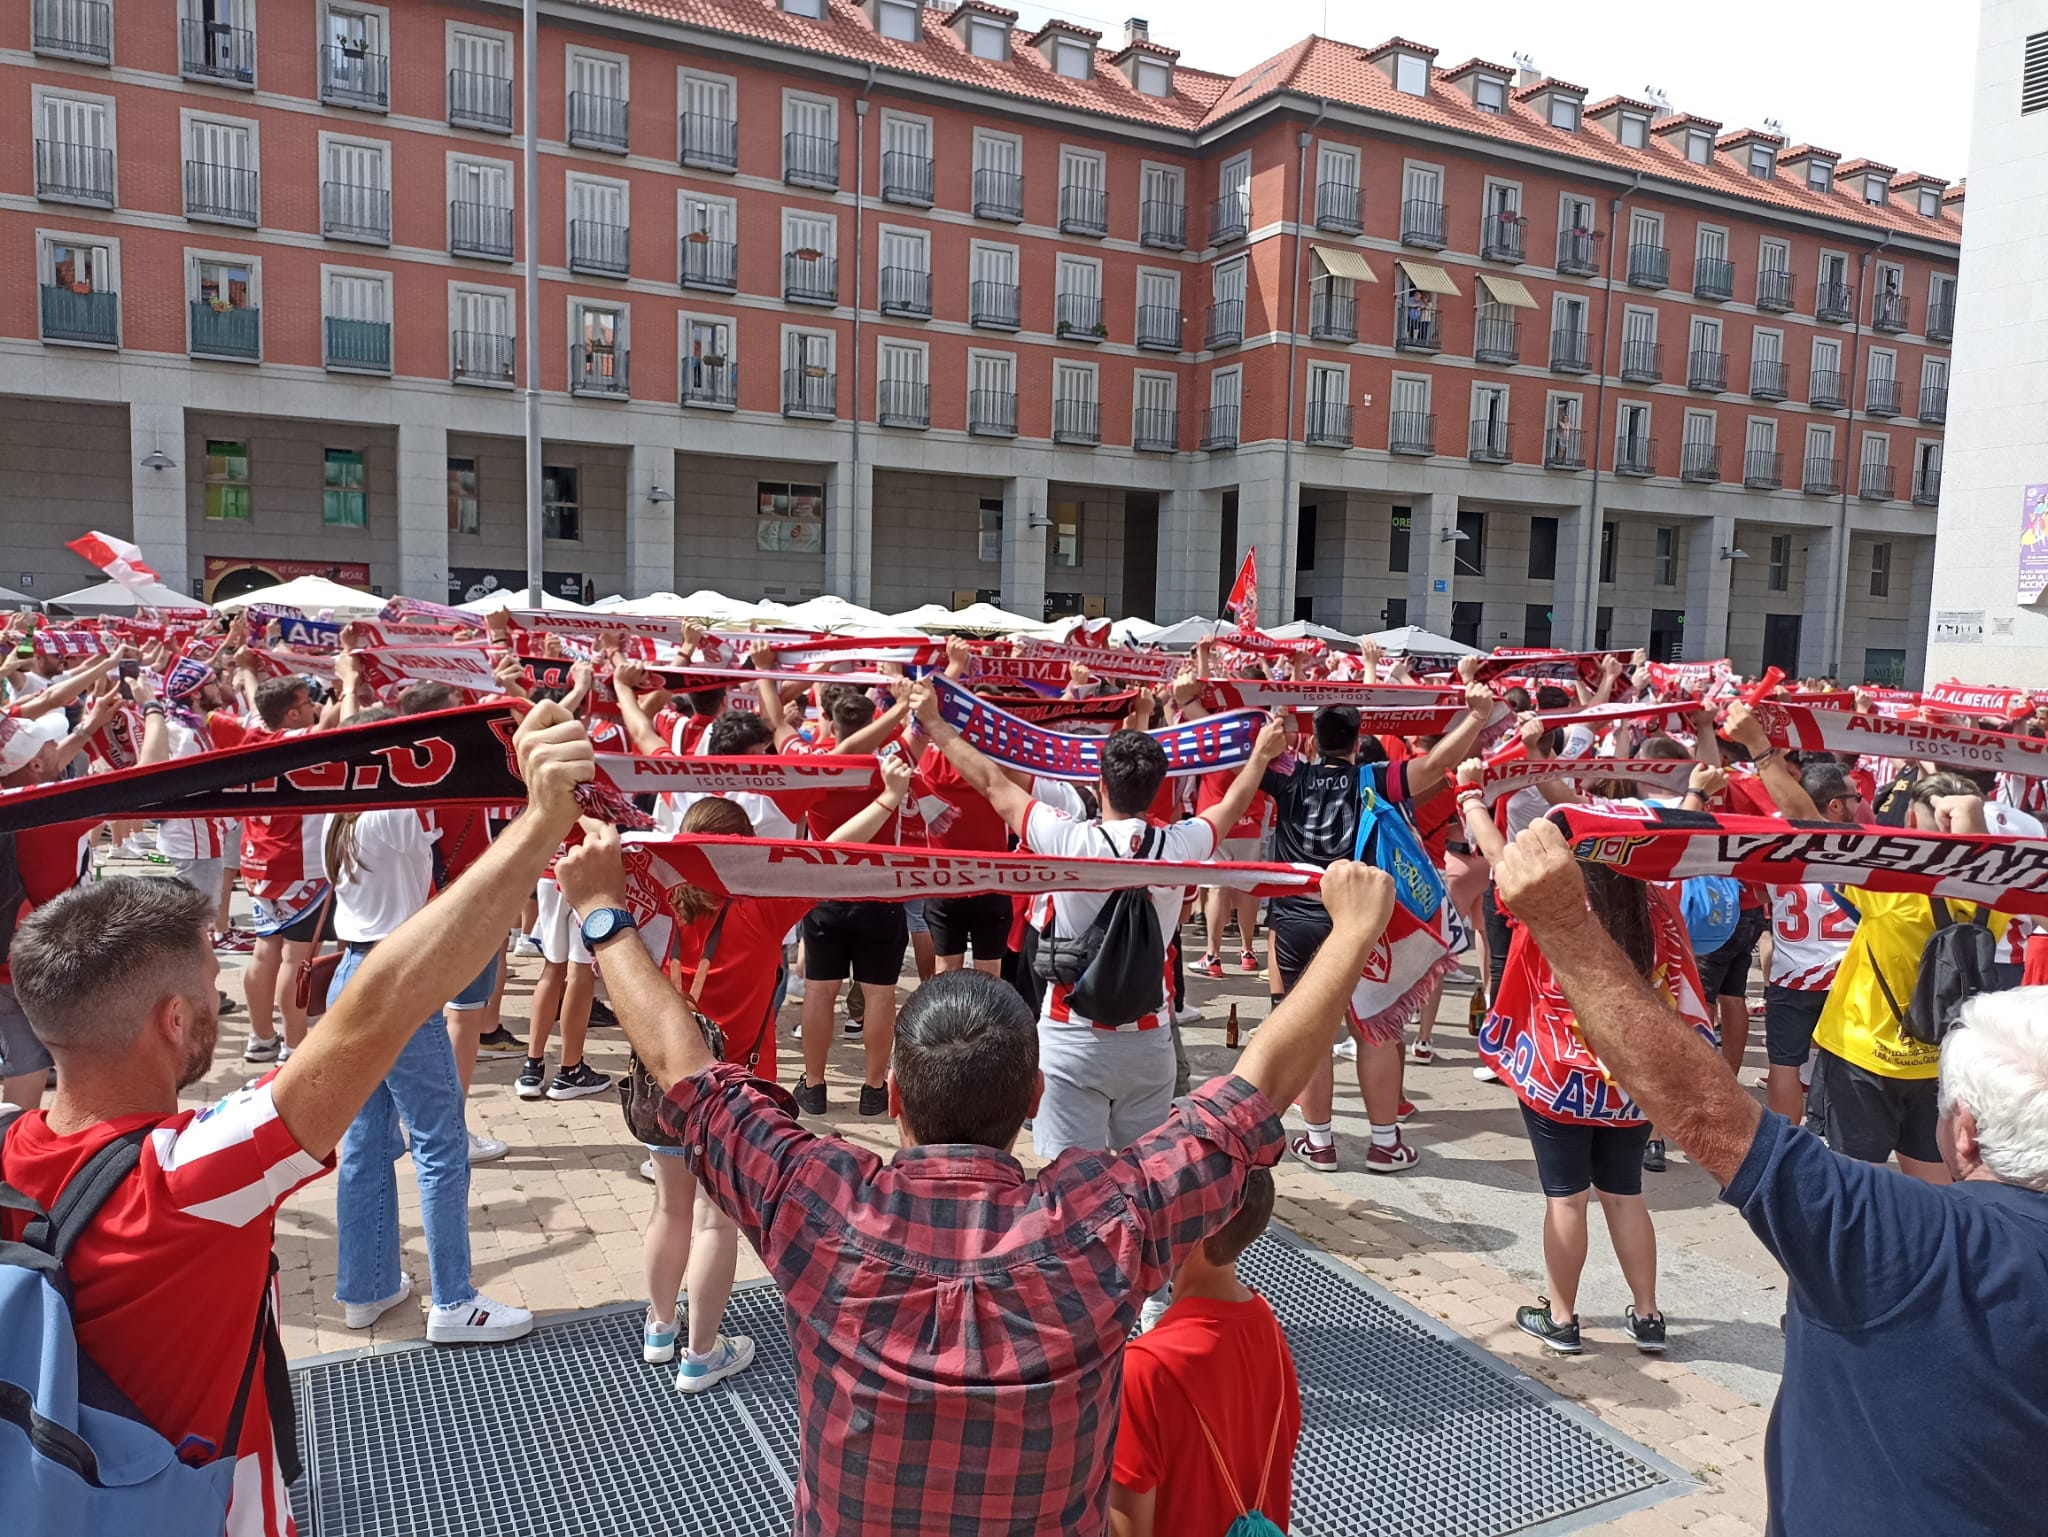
[647,485,675,505]
[1439,528,1470,543]
[1719,545,1750,560]
[140,429,176,472]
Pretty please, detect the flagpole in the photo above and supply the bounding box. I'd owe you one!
[522,0,543,606]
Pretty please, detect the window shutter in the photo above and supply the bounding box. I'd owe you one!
[2024,31,2048,114]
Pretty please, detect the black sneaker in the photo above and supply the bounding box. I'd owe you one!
[476,1026,523,1054]
[858,1084,889,1118]
[792,1076,827,1116]
[1625,1306,1668,1353]
[515,1058,547,1100]
[845,981,866,1024]
[586,1000,619,1029]
[1515,1299,1583,1355]
[547,1061,613,1101]
[1642,1139,1668,1173]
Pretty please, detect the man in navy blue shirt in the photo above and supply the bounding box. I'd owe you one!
[1494,818,2048,1537]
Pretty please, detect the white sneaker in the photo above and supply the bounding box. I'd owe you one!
[511,936,544,959]
[1139,1287,1173,1333]
[1172,1004,1203,1025]
[426,1292,533,1345]
[243,1034,281,1063]
[1473,1064,1500,1082]
[639,1157,657,1182]
[467,1131,508,1162]
[674,1333,755,1393]
[784,976,806,1002]
[343,1275,413,1330]
[1332,1035,1358,1061]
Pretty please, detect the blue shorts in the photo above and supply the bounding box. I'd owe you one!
[448,953,499,1011]
[647,1144,691,1159]
[904,898,929,935]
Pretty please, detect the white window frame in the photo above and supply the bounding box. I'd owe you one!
[317,130,391,203]
[972,127,1021,176]
[1616,399,1653,442]
[33,86,120,204]
[1921,354,1948,392]
[1132,369,1177,416]
[966,16,1006,62]
[1928,271,1956,320]
[1805,422,1836,464]
[1059,145,1106,197]
[781,88,839,147]
[780,206,837,259]
[319,0,390,89]
[1859,431,1890,469]
[1308,360,1351,406]
[1863,172,1889,206]
[1549,94,1581,131]
[1628,209,1664,248]
[876,334,929,385]
[1545,390,1583,430]
[781,0,822,16]
[1621,303,1659,346]
[180,108,261,221]
[1918,187,1942,218]
[563,43,630,143]
[1135,57,1171,97]
[1552,291,1588,333]
[448,280,517,387]
[445,21,514,100]
[1401,157,1445,205]
[1618,111,1648,149]
[876,0,920,44]
[1393,53,1428,96]
[1682,407,1717,445]
[1558,192,1596,239]
[1745,414,1778,453]
[1695,223,1728,261]
[1810,334,1843,375]
[320,261,390,345]
[564,169,630,266]
[1210,365,1242,412]
[1474,75,1506,113]
[1758,236,1790,273]
[1317,143,1360,199]
[1748,144,1776,179]
[680,309,739,408]
[37,229,122,345]
[1817,246,1851,290]
[1140,160,1183,206]
[1052,37,1091,80]
[1690,314,1721,352]
[677,187,736,242]
[1053,357,1099,402]
[567,294,629,356]
[184,246,261,307]
[678,66,738,156]
[1806,158,1834,193]
[1750,326,1783,366]
[1685,129,1713,165]
[1219,151,1252,218]
[879,108,933,163]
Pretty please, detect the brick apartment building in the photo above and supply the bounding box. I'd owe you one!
[5,0,1959,679]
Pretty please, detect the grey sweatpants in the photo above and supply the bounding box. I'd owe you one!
[1032,1019,1178,1159]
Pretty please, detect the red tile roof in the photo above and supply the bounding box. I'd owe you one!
[1512,75,1590,100]
[1716,127,1784,149]
[1895,171,1948,191]
[1364,37,1439,61]
[947,1,1017,23]
[1780,144,1840,164]
[1587,94,1658,116]
[1026,19,1100,46]
[1440,56,1514,82]
[1654,112,1725,133]
[1838,157,1899,178]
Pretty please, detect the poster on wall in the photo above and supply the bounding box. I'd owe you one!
[757,483,824,554]
[449,567,589,605]
[1933,610,1986,645]
[204,556,371,604]
[2021,484,2048,604]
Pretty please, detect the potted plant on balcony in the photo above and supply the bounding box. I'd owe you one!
[792,246,822,262]
[1090,321,1108,338]
[207,294,233,314]
[685,229,711,245]
[1056,319,1073,336]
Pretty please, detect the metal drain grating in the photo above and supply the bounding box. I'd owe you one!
[289,1229,1686,1537]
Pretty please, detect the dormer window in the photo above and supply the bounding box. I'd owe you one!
[1808,160,1834,192]
[1474,75,1505,113]
[1394,53,1427,95]
[1550,95,1579,131]
[1685,130,1712,164]
[876,0,919,41]
[1135,56,1171,95]
[1054,38,1091,79]
[969,18,1007,61]
[1865,174,1888,206]
[784,0,823,16]
[1918,187,1941,217]
[1615,112,1646,148]
[1749,145,1775,179]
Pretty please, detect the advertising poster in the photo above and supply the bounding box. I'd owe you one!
[2021,484,2048,603]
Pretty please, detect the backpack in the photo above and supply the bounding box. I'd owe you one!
[0,1110,295,1537]
[1032,825,1167,1026]
[1673,877,1743,955]
[1875,899,1999,1046]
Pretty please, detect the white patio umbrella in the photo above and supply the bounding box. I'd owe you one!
[48,578,209,611]
[456,586,590,613]
[1261,619,1361,649]
[776,595,900,631]
[1366,624,1485,658]
[215,574,382,615]
[621,589,765,623]
[1144,616,1231,649]
[893,601,1046,635]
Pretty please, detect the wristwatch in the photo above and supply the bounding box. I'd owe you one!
[579,907,637,946]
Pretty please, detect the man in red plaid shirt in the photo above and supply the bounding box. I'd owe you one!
[557,819,1395,1536]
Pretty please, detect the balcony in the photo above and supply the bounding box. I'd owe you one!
[1136,304,1183,351]
[1693,256,1735,301]
[184,160,257,226]
[973,169,1023,222]
[1474,317,1519,365]
[1205,298,1245,349]
[783,251,837,305]
[1140,199,1186,250]
[1544,428,1585,469]
[1309,290,1356,343]
[683,364,736,410]
[1919,385,1948,425]
[783,368,836,419]
[1400,198,1447,249]
[1055,292,1104,340]
[448,69,512,132]
[1865,377,1900,417]
[1809,368,1847,410]
[1394,303,1442,354]
[324,316,391,374]
[968,388,1016,436]
[32,0,111,63]
[783,132,838,190]
[1556,228,1599,276]
[877,379,929,429]
[1469,416,1512,464]
[1815,279,1853,322]
[1059,185,1108,237]
[969,279,1019,330]
[679,235,737,292]
[1749,359,1788,401]
[1627,243,1669,288]
[188,300,258,361]
[1858,463,1896,501]
[452,329,515,385]
[1926,297,1955,343]
[1200,404,1240,450]
[1913,464,1942,506]
[1133,408,1178,452]
[1680,442,1720,483]
[1388,411,1434,456]
[572,344,629,398]
[1549,328,1591,373]
[39,285,117,347]
[1209,192,1249,245]
[34,140,113,208]
[180,18,253,84]
[882,150,934,207]
[1053,399,1101,445]
[1614,437,1657,477]
[1756,268,1796,312]
[570,219,629,277]
[878,266,931,318]
[680,113,738,172]
[319,42,388,110]
[1802,456,1844,495]
[1306,402,1353,448]
[568,91,629,153]
[1743,450,1783,490]
[1480,214,1525,263]
[1687,349,1726,392]
[1315,182,1362,235]
[321,181,391,245]
[1619,340,1664,384]
[1871,292,1910,335]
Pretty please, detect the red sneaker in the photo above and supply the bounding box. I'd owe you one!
[1238,949,1258,972]
[1396,1099,1419,1122]
[1365,1135,1420,1173]
[1287,1132,1337,1171]
[1194,954,1224,979]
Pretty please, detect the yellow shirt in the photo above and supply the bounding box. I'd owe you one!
[1813,889,2011,1080]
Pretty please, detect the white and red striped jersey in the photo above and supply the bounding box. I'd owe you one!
[1767,883,1855,992]
[154,719,232,861]
[237,727,326,902]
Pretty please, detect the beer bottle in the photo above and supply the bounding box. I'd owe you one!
[1226,1002,1240,1050]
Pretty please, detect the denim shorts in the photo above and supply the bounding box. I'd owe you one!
[904,898,929,935]
[448,953,499,1012]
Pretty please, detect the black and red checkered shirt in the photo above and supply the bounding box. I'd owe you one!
[661,1066,1283,1536]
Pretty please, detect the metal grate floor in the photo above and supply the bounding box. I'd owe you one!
[288,1228,1686,1537]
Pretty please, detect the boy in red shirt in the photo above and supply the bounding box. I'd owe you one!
[1111,1168,1301,1537]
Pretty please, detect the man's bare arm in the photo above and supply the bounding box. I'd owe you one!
[1198,715,1289,842]
[1107,1485,1155,1537]
[610,661,668,755]
[1722,702,1822,820]
[909,680,1033,834]
[1412,682,1497,796]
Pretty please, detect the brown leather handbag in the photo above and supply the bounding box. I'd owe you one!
[619,905,729,1148]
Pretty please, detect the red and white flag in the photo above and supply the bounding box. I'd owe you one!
[66,531,160,593]
[1225,548,1258,631]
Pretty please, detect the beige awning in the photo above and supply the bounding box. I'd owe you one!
[1312,245,1378,283]
[1477,273,1538,309]
[1395,260,1461,297]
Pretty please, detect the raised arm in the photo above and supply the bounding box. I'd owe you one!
[826,753,912,843]
[12,653,116,719]
[1198,715,1289,843]
[611,660,668,755]
[1453,759,1509,864]
[750,642,801,750]
[909,678,1034,835]
[1722,702,1823,820]
[1411,681,1497,797]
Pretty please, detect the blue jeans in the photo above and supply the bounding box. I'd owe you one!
[330,943,475,1308]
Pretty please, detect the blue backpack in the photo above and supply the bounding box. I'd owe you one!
[0,1109,295,1537]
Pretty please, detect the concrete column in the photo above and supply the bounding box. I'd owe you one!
[1000,475,1048,620]
[1904,533,1936,689]
[626,442,676,599]
[128,400,189,596]
[1798,524,1842,677]
[1682,514,1737,664]
[394,421,450,602]
[1155,485,1220,620]
[1552,505,1595,650]
[826,455,874,603]
[1233,471,1291,623]
[1405,493,1460,635]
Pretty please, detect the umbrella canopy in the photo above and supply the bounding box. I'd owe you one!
[619,589,765,623]
[456,586,590,613]
[0,584,36,606]
[1144,616,1231,649]
[775,595,899,631]
[1260,620,1361,649]
[1365,625,1485,658]
[214,574,383,615]
[48,578,209,612]
[891,601,1046,635]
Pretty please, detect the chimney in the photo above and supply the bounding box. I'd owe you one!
[1512,51,1542,88]
[1125,17,1149,46]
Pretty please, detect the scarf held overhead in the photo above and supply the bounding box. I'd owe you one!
[931,674,1265,781]
[1756,703,2048,780]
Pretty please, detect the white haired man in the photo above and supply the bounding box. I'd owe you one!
[1494,818,2048,1536]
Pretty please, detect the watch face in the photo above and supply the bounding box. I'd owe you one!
[585,909,618,942]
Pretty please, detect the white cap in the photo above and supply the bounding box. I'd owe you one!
[0,710,70,775]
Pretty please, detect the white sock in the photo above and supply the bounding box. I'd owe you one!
[1370,1122,1398,1149]
[1305,1121,1334,1149]
[684,1343,719,1364]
